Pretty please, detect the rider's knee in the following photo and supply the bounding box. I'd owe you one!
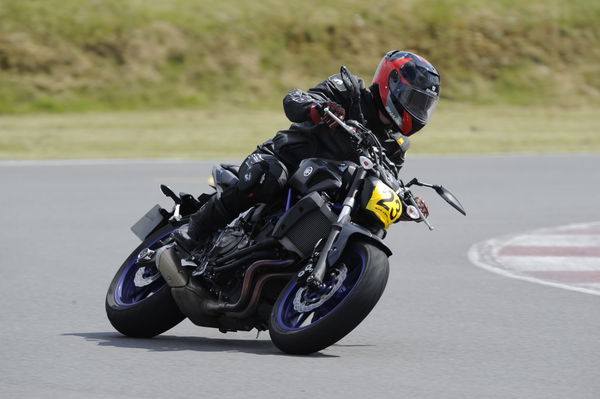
[238,153,288,202]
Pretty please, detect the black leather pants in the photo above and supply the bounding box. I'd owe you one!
[186,151,288,241]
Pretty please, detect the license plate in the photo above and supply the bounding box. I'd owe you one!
[130,205,166,240]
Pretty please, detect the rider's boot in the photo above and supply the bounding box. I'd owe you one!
[170,225,200,254]
[173,185,250,253]
[172,151,288,254]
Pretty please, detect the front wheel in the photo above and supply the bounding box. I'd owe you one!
[105,224,185,338]
[269,240,389,354]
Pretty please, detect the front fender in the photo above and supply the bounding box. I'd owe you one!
[327,223,392,266]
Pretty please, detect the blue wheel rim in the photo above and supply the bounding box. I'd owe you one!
[114,230,174,306]
[276,248,367,331]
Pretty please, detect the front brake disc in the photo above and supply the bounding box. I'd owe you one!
[293,264,348,312]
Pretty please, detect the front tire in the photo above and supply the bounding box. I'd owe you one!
[106,225,185,338]
[269,240,389,354]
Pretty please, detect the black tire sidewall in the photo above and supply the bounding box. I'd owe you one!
[105,224,185,338]
[269,240,389,354]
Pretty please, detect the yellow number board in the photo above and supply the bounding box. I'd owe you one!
[365,181,403,229]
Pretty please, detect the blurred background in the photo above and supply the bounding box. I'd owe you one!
[0,0,598,159]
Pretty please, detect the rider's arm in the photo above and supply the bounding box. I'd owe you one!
[283,74,349,124]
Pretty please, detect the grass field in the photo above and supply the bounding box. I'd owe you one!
[1,0,598,113]
[1,1,598,160]
[1,104,598,160]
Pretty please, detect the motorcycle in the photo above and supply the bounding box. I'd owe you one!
[105,71,466,355]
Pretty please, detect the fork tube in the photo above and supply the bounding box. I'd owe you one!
[307,167,367,287]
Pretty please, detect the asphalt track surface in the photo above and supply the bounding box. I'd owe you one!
[1,154,599,399]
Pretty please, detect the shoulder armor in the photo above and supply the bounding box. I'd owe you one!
[328,74,347,91]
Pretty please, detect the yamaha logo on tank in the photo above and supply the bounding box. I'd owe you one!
[303,167,313,177]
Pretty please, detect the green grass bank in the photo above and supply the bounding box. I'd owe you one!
[2,105,598,159]
[1,0,599,113]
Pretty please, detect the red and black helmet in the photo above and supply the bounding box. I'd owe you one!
[372,50,440,136]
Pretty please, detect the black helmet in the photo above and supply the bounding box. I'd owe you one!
[372,50,440,136]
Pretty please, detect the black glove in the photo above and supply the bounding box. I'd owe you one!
[310,101,346,129]
[386,133,411,167]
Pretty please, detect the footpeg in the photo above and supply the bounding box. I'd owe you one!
[137,248,156,262]
[191,261,209,277]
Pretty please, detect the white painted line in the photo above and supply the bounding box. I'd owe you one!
[468,221,600,296]
[581,283,600,290]
[507,234,600,247]
[469,242,600,296]
[498,256,600,272]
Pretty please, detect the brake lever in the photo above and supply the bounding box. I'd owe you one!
[323,108,364,144]
[405,192,435,231]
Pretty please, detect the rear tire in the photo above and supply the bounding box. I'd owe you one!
[106,225,185,338]
[269,240,389,354]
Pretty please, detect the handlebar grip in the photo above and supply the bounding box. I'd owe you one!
[323,108,362,143]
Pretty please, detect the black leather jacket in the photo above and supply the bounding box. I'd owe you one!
[270,70,410,171]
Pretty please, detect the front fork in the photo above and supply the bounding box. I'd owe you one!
[305,160,370,289]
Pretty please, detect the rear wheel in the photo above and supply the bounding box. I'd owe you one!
[269,240,389,354]
[105,225,185,338]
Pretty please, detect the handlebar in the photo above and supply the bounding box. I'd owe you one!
[325,109,466,231]
[323,107,364,144]
[324,107,398,175]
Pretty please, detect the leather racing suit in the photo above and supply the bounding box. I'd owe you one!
[185,70,410,243]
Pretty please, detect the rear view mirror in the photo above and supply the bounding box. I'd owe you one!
[434,185,466,216]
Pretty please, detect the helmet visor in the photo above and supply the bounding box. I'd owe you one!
[392,85,439,124]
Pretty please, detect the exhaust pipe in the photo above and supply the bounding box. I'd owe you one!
[156,244,296,328]
[155,245,188,287]
[155,244,221,327]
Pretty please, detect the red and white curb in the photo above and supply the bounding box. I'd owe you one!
[468,222,600,296]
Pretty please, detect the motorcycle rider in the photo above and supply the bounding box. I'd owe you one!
[175,50,441,251]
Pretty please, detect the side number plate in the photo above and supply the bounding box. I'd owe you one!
[130,205,166,240]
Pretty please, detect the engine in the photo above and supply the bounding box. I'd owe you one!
[211,226,252,258]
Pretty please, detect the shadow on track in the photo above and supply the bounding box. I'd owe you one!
[64,332,339,357]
